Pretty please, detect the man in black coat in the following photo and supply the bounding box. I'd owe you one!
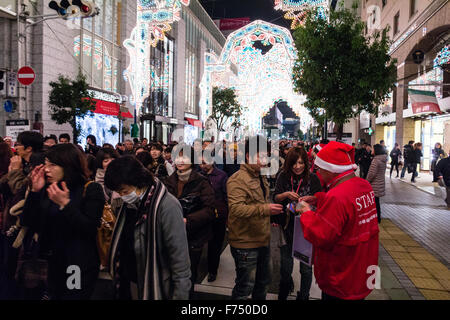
[400,141,414,179]
[436,154,450,208]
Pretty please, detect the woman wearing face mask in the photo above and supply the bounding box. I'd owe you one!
[104,156,191,300]
[273,147,322,300]
[163,145,215,298]
[21,144,104,300]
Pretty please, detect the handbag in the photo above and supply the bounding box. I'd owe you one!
[438,178,446,187]
[178,194,202,217]
[83,182,116,269]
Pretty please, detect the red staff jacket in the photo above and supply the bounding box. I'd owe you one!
[300,177,379,300]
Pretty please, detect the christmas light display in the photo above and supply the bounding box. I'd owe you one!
[274,0,329,29]
[200,20,311,135]
[123,0,190,116]
[137,0,190,47]
[434,44,450,69]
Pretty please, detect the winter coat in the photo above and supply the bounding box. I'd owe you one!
[366,155,388,197]
[227,164,271,249]
[109,180,191,300]
[411,148,423,164]
[202,167,228,220]
[403,145,414,163]
[21,182,104,299]
[148,156,169,179]
[164,169,215,248]
[300,177,379,300]
[390,148,402,164]
[436,157,450,187]
[432,148,445,161]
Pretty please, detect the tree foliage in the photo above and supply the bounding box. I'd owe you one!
[292,5,397,139]
[211,87,244,133]
[48,72,96,144]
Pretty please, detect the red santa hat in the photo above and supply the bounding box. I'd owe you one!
[315,141,357,173]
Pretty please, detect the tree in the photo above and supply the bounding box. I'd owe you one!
[210,87,244,137]
[48,72,96,144]
[292,4,397,140]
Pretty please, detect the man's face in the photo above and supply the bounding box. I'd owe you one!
[142,139,148,146]
[15,142,32,159]
[317,167,336,185]
[125,141,133,150]
[164,151,172,161]
[59,138,69,144]
[200,160,213,173]
[246,152,268,172]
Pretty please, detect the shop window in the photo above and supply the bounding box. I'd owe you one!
[410,0,418,18]
[393,12,399,36]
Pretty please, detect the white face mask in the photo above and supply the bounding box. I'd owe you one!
[121,189,142,204]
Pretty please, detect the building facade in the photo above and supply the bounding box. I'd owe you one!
[135,0,225,145]
[361,0,450,170]
[0,0,137,148]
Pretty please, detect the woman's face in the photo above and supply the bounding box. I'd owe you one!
[44,159,64,184]
[150,148,161,159]
[175,155,192,172]
[103,156,113,170]
[436,143,441,149]
[292,156,305,176]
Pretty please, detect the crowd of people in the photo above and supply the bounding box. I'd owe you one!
[0,132,448,301]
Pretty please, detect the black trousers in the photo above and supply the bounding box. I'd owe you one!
[207,218,227,275]
[375,197,381,224]
[390,161,399,177]
[189,246,203,297]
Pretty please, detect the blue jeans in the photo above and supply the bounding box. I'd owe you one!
[230,246,271,300]
[280,244,313,300]
[400,163,418,178]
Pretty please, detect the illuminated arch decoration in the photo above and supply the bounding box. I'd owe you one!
[201,20,311,135]
[138,0,190,47]
[274,0,329,29]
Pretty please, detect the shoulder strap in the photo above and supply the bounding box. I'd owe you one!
[83,181,94,197]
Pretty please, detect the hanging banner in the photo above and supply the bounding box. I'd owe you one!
[408,89,442,114]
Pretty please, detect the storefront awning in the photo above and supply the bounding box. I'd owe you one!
[185,117,203,128]
[91,98,133,118]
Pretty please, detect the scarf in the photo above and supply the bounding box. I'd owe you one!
[177,168,192,182]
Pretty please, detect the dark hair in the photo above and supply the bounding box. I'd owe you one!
[102,143,114,149]
[283,147,310,182]
[136,151,153,168]
[150,143,163,152]
[44,135,57,143]
[135,146,146,154]
[17,131,43,152]
[133,138,139,144]
[96,147,120,169]
[85,154,97,180]
[86,135,97,145]
[244,136,271,161]
[409,140,414,145]
[380,140,385,144]
[173,144,195,167]
[0,142,12,176]
[59,133,70,142]
[45,144,89,188]
[105,156,155,191]
[373,144,386,156]
[164,146,173,153]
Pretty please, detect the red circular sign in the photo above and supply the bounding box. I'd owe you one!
[17,66,36,86]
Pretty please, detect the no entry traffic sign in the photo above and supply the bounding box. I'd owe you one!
[17,66,36,86]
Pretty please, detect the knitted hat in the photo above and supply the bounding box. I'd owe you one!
[315,141,357,173]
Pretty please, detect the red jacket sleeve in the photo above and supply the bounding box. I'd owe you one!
[300,193,348,250]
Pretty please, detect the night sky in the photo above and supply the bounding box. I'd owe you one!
[199,0,292,30]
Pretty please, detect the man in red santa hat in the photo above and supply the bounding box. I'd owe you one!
[298,141,379,300]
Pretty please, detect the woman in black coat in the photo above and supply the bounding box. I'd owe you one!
[21,144,104,300]
[163,146,215,296]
